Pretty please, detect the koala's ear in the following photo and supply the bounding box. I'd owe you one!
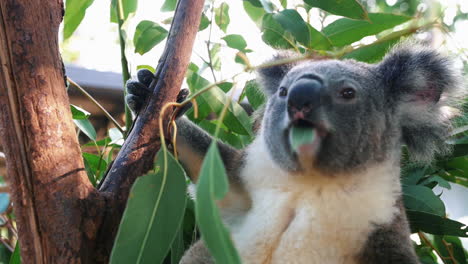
[256,51,298,96]
[378,43,464,162]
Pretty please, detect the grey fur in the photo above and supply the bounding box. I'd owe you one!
[126,43,463,264]
[357,200,419,263]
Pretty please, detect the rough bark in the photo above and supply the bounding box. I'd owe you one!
[0,0,203,262]
[97,0,205,257]
[0,0,104,263]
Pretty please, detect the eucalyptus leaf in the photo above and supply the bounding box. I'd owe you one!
[199,13,210,31]
[215,3,230,33]
[243,0,267,26]
[308,25,332,50]
[133,21,168,55]
[110,0,138,23]
[70,104,91,120]
[161,0,176,12]
[186,72,253,136]
[342,38,400,63]
[403,185,446,216]
[261,13,296,49]
[273,9,310,46]
[304,0,368,20]
[244,80,266,110]
[407,210,468,237]
[9,243,20,264]
[73,119,97,141]
[196,143,242,264]
[110,147,187,264]
[289,126,317,152]
[63,0,95,40]
[223,34,248,51]
[322,13,412,47]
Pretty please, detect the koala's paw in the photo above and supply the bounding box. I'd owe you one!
[126,69,154,114]
[125,69,192,117]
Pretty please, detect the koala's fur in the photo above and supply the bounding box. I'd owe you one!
[126,43,463,264]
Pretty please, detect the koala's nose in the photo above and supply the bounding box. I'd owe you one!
[287,78,322,116]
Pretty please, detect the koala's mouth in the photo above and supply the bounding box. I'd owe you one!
[286,119,327,156]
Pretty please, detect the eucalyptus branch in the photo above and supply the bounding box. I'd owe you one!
[418,232,453,264]
[334,19,438,58]
[207,2,218,83]
[115,0,133,136]
[67,78,125,134]
[441,238,458,264]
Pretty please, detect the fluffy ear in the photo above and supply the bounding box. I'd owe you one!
[256,51,299,96]
[378,43,464,162]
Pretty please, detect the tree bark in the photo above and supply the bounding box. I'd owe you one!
[97,0,205,258]
[0,0,104,263]
[0,0,204,262]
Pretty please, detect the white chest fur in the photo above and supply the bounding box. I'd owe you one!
[226,137,401,264]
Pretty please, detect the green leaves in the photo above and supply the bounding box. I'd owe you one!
[343,38,400,63]
[110,0,138,23]
[73,119,97,141]
[261,9,330,50]
[223,35,248,51]
[289,127,316,153]
[407,211,468,237]
[215,3,230,33]
[70,104,90,119]
[133,21,168,55]
[63,0,95,40]
[261,13,295,49]
[304,0,368,20]
[71,104,97,141]
[273,9,310,47]
[186,71,253,137]
[243,0,266,26]
[9,243,20,264]
[160,0,176,12]
[195,143,241,264]
[244,80,266,110]
[110,147,187,264]
[403,185,445,216]
[322,13,412,47]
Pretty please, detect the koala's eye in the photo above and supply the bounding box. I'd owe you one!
[339,87,356,99]
[279,87,288,97]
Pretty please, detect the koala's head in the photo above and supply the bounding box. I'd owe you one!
[257,44,463,175]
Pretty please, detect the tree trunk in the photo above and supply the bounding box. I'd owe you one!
[0,0,104,263]
[0,0,204,262]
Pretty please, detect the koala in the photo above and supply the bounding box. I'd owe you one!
[126,43,463,264]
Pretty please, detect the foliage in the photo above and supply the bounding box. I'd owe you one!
[5,0,462,263]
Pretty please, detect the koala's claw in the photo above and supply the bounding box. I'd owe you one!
[175,88,192,119]
[125,69,193,117]
[137,69,155,87]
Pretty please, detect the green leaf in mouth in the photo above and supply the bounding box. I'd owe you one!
[289,126,317,152]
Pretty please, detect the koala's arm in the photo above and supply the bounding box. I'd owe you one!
[358,202,420,264]
[126,70,250,207]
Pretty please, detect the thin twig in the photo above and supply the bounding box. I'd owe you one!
[206,1,218,83]
[418,232,452,264]
[441,238,458,264]
[67,78,125,134]
[115,0,133,135]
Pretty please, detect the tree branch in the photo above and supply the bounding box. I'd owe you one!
[96,0,205,259]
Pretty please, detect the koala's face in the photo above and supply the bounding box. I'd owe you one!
[261,60,395,173]
[258,46,461,174]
